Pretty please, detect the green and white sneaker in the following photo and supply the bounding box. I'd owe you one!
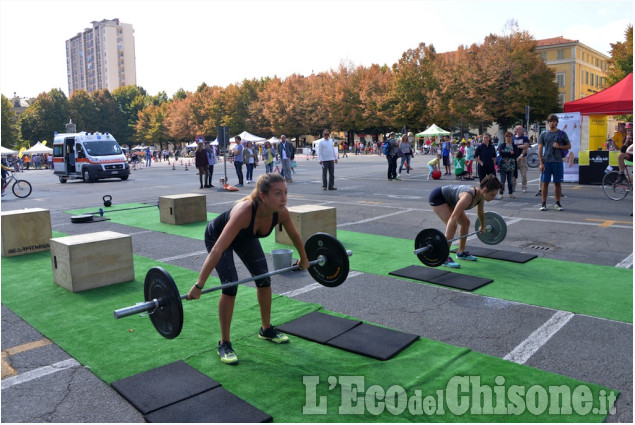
[258,325,289,344]
[217,340,238,365]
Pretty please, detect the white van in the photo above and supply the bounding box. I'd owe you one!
[53,131,130,183]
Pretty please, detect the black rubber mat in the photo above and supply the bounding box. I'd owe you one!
[389,265,449,281]
[450,247,537,263]
[326,323,419,361]
[427,271,493,291]
[278,311,361,344]
[483,250,537,263]
[389,265,493,291]
[144,386,273,423]
[111,361,221,414]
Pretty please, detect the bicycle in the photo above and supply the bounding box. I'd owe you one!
[602,163,632,201]
[2,170,32,198]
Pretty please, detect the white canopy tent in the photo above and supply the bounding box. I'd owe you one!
[0,146,18,156]
[185,142,198,149]
[23,142,53,155]
[131,145,150,151]
[231,130,266,144]
[415,124,450,137]
[262,136,281,145]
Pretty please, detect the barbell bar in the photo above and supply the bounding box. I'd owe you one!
[413,212,507,267]
[113,233,353,339]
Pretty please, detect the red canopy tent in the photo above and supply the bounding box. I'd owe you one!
[564,73,633,115]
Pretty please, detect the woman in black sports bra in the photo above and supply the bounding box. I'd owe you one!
[187,173,309,365]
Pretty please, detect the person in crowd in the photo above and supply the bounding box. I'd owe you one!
[1,156,10,197]
[474,133,497,182]
[187,173,310,365]
[612,122,627,150]
[617,122,633,182]
[262,141,276,173]
[205,141,215,188]
[318,129,338,190]
[454,150,468,180]
[232,136,245,187]
[441,137,452,175]
[428,175,504,268]
[497,131,517,199]
[145,147,152,167]
[538,114,571,211]
[465,140,475,179]
[245,141,258,184]
[427,154,441,180]
[277,135,294,182]
[195,141,209,189]
[385,132,399,181]
[398,134,412,176]
[512,125,531,193]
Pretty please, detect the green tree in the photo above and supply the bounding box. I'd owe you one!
[112,85,149,145]
[606,24,633,86]
[68,90,99,132]
[91,90,127,143]
[1,95,21,148]
[19,89,68,145]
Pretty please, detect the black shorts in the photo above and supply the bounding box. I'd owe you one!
[442,156,451,166]
[429,187,447,207]
[204,221,270,296]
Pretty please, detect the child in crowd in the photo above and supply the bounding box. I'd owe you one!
[454,150,468,180]
[427,154,441,180]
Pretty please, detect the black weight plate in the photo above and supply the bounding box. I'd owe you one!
[71,214,94,223]
[475,212,507,245]
[305,233,349,288]
[414,228,449,267]
[144,267,183,339]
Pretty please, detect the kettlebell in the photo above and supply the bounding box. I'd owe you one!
[103,195,112,207]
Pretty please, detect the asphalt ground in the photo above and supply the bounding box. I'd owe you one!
[1,152,633,422]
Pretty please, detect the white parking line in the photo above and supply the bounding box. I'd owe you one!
[503,310,574,364]
[338,209,415,227]
[1,359,80,390]
[157,251,208,263]
[616,253,633,269]
[280,271,363,297]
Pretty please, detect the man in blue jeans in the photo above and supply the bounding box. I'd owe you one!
[232,136,244,187]
[538,114,571,211]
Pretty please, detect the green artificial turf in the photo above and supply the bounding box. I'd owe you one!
[67,203,633,323]
[1,251,618,422]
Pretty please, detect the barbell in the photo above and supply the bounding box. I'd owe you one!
[413,211,507,267]
[113,233,353,339]
[70,203,160,223]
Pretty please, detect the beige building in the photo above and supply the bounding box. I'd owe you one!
[536,36,610,107]
[66,18,136,94]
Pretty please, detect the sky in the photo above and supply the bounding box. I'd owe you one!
[0,0,632,99]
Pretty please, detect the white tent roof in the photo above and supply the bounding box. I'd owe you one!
[264,136,281,145]
[0,146,18,155]
[185,142,198,149]
[23,142,53,155]
[131,145,150,150]
[232,130,266,143]
[416,124,450,137]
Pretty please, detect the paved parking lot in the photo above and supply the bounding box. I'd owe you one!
[1,153,632,422]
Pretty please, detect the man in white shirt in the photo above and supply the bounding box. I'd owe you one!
[318,129,338,190]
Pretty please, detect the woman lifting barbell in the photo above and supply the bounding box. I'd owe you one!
[187,173,310,365]
[428,174,503,268]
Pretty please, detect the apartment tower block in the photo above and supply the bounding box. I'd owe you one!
[66,18,136,94]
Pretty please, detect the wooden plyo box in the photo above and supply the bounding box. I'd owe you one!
[159,194,207,225]
[50,231,134,292]
[275,204,336,245]
[1,208,52,257]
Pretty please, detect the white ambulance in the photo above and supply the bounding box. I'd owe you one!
[53,131,130,183]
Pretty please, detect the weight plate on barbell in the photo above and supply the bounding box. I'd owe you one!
[415,228,449,267]
[305,233,349,287]
[475,212,507,245]
[143,267,183,339]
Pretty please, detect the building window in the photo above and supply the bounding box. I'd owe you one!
[585,71,588,84]
[556,73,565,88]
[557,94,565,106]
[541,52,547,61]
[557,49,564,60]
[590,73,594,86]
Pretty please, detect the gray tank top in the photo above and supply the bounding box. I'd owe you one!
[441,185,479,210]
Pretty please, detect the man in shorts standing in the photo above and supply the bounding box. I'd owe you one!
[538,114,571,211]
